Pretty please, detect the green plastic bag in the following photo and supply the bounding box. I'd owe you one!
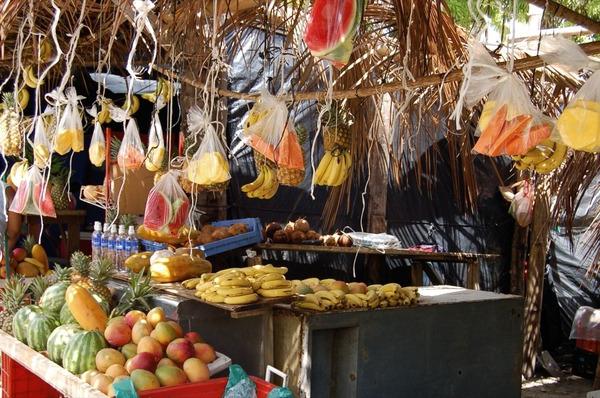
[267,387,294,398]
[113,378,138,398]
[223,364,257,398]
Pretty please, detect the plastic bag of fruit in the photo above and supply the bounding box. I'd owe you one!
[143,171,190,236]
[187,105,230,186]
[242,89,289,154]
[117,118,145,171]
[89,121,105,167]
[32,116,51,168]
[144,111,165,172]
[509,181,534,227]
[9,166,56,218]
[223,365,257,398]
[303,0,365,68]
[452,40,552,156]
[54,87,85,155]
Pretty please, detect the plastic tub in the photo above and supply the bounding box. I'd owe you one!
[197,218,263,257]
[139,376,276,398]
[1,353,60,398]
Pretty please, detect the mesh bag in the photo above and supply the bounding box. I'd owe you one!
[9,166,56,217]
[143,171,190,235]
[117,119,145,171]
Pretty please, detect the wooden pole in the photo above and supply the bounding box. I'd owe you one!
[525,0,600,34]
[522,193,550,379]
[153,41,600,102]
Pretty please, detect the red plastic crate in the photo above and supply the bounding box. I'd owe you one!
[139,376,276,398]
[576,338,600,354]
[1,353,61,398]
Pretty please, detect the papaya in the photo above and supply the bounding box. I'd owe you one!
[150,256,212,283]
[16,262,40,277]
[124,252,152,273]
[32,244,49,273]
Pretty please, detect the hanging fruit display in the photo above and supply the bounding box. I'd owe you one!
[0,92,29,157]
[512,139,568,174]
[143,172,190,238]
[314,104,353,187]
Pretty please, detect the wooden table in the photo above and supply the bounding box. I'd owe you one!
[255,243,499,290]
[27,209,86,256]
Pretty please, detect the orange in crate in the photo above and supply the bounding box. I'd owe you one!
[1,353,60,398]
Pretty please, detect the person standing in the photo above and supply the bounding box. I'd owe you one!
[1,180,23,254]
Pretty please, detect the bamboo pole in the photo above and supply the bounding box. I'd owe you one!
[525,0,600,34]
[154,41,600,102]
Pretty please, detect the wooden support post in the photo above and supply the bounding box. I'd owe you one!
[366,140,388,284]
[525,0,600,34]
[411,262,424,286]
[522,194,550,379]
[466,260,481,290]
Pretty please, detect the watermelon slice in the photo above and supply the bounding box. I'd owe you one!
[143,191,172,231]
[168,199,190,234]
[32,183,57,218]
[9,180,30,214]
[304,0,364,66]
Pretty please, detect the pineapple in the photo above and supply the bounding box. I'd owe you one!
[0,276,28,334]
[119,214,138,229]
[70,251,92,284]
[50,160,70,210]
[50,263,72,284]
[84,257,114,303]
[111,271,154,317]
[22,235,36,257]
[322,102,351,151]
[28,275,49,304]
[0,93,24,157]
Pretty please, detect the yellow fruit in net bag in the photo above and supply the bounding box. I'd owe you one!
[71,129,84,152]
[187,152,230,185]
[145,147,165,172]
[556,101,600,152]
[54,130,72,155]
[33,144,50,167]
[89,142,105,167]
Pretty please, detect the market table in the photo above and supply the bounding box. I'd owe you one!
[255,243,498,289]
[26,210,87,256]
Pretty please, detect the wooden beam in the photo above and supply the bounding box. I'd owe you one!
[525,0,600,34]
[154,40,600,101]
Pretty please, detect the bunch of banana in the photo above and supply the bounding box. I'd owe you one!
[37,39,53,62]
[377,283,419,307]
[240,264,293,298]
[512,139,568,174]
[122,94,140,115]
[195,268,259,305]
[314,148,352,187]
[17,88,29,109]
[242,165,279,199]
[141,77,173,103]
[23,65,43,88]
[97,98,114,124]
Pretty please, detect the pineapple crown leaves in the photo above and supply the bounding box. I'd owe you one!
[70,251,92,275]
[22,235,37,255]
[28,275,50,304]
[1,275,28,312]
[110,271,155,317]
[53,263,72,282]
[90,258,115,284]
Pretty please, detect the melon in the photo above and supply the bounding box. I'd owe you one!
[47,324,83,365]
[168,199,189,234]
[12,305,43,343]
[10,179,30,214]
[40,282,69,315]
[60,302,78,325]
[32,182,56,217]
[63,330,107,375]
[27,312,60,351]
[144,191,171,231]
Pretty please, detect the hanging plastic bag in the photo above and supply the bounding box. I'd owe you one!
[9,166,56,218]
[223,365,257,398]
[453,40,552,157]
[32,116,51,168]
[187,106,230,186]
[143,171,190,236]
[508,181,534,227]
[276,122,305,186]
[242,89,289,157]
[89,122,105,167]
[304,0,365,68]
[117,118,145,172]
[145,112,165,172]
[55,87,84,155]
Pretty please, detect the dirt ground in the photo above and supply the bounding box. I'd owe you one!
[522,376,594,398]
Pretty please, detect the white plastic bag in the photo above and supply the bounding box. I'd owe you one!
[117,119,145,172]
[569,306,600,341]
[89,121,106,167]
[242,89,289,154]
[144,112,165,172]
[186,106,230,186]
[55,87,84,155]
[453,40,552,156]
[509,181,534,227]
[32,116,51,168]
[9,166,56,218]
[143,171,190,235]
[539,36,595,73]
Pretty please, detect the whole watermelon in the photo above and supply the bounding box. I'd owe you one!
[12,305,43,343]
[62,330,107,375]
[39,282,69,314]
[59,302,77,325]
[27,312,60,351]
[47,324,83,365]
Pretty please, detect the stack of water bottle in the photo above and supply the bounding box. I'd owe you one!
[91,221,140,272]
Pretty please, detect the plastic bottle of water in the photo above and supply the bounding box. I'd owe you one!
[100,223,110,259]
[107,224,118,265]
[91,221,103,261]
[127,226,139,257]
[115,225,127,271]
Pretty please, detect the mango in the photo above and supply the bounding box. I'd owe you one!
[91,373,113,395]
[151,322,179,346]
[125,310,146,328]
[105,321,132,347]
[146,307,166,328]
[121,343,138,360]
[137,336,163,360]
[130,369,160,391]
[193,343,216,363]
[155,365,188,387]
[166,338,195,364]
[96,348,126,373]
[105,364,129,379]
[183,358,210,383]
[126,352,157,373]
[131,319,152,344]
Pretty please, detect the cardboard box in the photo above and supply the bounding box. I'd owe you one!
[110,165,155,215]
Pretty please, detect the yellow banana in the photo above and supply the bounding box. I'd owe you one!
[320,278,336,286]
[38,39,52,62]
[201,292,226,303]
[243,167,267,192]
[314,151,333,185]
[17,88,29,109]
[195,281,214,293]
[182,278,203,289]
[534,143,567,174]
[23,65,42,88]
[325,155,343,186]
[122,94,140,115]
[294,302,324,311]
[252,167,277,199]
[257,288,293,298]
[315,290,339,305]
[345,294,364,308]
[303,294,321,306]
[260,179,279,200]
[381,283,401,293]
[216,286,254,297]
[253,265,287,274]
[224,293,259,305]
[329,289,346,300]
[331,154,347,186]
[219,278,252,287]
[261,279,292,290]
[367,284,382,291]
[257,273,285,283]
[302,277,320,286]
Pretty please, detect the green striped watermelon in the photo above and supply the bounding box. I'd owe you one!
[12,305,43,343]
[62,330,107,375]
[47,324,83,365]
[27,312,60,351]
[39,282,69,314]
[59,302,77,325]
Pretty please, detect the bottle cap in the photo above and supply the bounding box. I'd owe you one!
[118,225,126,234]
[94,221,102,231]
[128,225,136,235]
[110,224,117,233]
[103,223,109,231]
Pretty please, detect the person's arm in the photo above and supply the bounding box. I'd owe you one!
[5,188,22,252]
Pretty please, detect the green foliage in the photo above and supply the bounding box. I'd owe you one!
[446,0,529,31]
